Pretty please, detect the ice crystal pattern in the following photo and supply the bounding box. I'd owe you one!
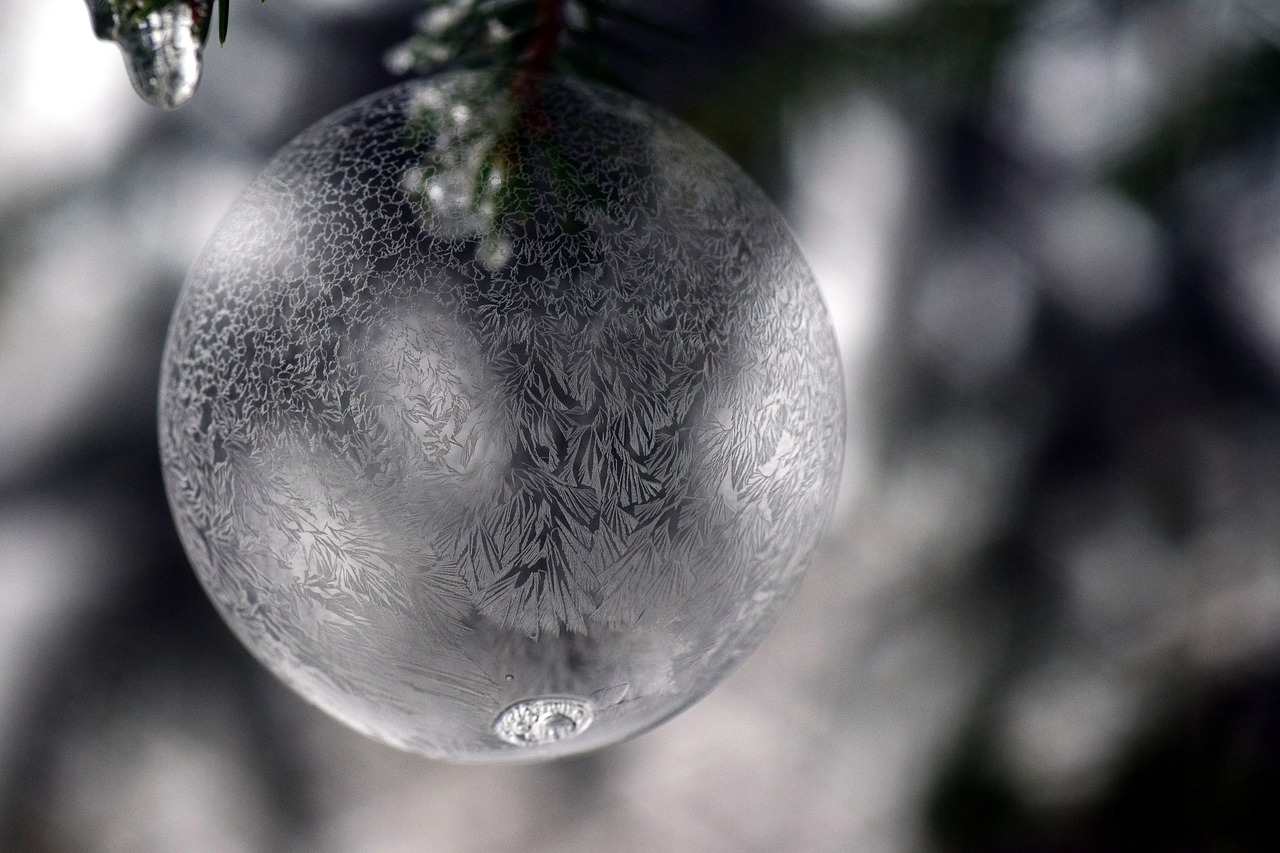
[159,73,844,761]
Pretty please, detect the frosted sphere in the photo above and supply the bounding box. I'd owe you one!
[159,72,844,761]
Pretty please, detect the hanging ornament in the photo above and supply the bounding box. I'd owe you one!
[159,69,844,761]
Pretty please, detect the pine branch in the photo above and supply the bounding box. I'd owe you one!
[385,0,682,83]
[88,0,675,109]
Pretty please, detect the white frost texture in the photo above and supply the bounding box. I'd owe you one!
[159,72,844,761]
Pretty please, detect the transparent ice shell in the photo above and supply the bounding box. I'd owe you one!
[158,73,844,761]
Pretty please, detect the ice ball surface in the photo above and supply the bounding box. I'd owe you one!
[159,72,843,761]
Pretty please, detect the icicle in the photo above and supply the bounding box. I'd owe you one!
[86,0,212,109]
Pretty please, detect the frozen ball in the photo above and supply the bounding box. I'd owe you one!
[159,72,844,761]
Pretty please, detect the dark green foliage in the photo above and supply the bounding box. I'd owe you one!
[388,0,682,81]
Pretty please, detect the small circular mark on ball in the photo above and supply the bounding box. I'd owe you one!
[494,696,595,746]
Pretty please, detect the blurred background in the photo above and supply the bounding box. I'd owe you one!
[3,0,1280,849]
